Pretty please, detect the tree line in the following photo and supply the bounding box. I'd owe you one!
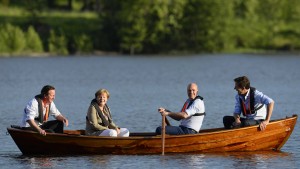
[1,0,300,56]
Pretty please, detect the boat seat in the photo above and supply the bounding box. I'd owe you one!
[63,129,85,135]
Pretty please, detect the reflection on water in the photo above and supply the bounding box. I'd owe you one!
[10,155,60,168]
[157,151,295,168]
[28,157,55,168]
[1,148,297,169]
[219,151,292,168]
[5,151,293,169]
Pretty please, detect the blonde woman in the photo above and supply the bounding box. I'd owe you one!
[85,89,129,137]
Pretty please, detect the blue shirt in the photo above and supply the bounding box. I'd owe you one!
[234,89,274,120]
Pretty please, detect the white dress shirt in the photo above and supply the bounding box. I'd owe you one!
[20,98,61,127]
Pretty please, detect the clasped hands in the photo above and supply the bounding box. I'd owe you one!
[158,107,169,116]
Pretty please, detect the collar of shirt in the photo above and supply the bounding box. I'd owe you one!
[240,89,250,101]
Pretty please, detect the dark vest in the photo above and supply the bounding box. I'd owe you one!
[33,94,51,123]
[239,87,263,116]
[88,99,112,127]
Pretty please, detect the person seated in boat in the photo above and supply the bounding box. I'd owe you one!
[85,89,129,137]
[20,85,69,136]
[155,83,205,135]
[223,76,275,131]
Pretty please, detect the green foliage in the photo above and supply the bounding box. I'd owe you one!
[1,0,10,6]
[74,34,93,54]
[0,23,26,55]
[143,0,187,53]
[98,0,122,51]
[48,29,68,55]
[117,0,147,54]
[2,0,300,56]
[0,23,44,55]
[178,0,234,52]
[23,0,47,18]
[25,26,44,53]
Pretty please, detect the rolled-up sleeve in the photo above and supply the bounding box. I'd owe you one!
[24,99,39,122]
[234,95,242,115]
[49,102,61,117]
[255,90,274,105]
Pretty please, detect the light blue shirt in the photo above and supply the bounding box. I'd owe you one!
[180,98,205,131]
[234,89,274,120]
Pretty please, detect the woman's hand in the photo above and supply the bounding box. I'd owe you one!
[116,128,120,135]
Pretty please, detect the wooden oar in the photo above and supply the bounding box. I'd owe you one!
[161,114,166,155]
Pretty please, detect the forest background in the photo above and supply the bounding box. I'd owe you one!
[1,0,300,56]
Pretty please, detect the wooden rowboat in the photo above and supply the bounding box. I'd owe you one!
[7,115,297,155]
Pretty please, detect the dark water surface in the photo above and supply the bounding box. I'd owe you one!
[0,54,299,168]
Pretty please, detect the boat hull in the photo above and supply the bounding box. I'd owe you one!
[7,115,297,155]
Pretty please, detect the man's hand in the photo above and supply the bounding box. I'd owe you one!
[57,115,69,127]
[259,120,269,131]
[38,128,46,136]
[63,118,69,127]
[158,107,169,116]
[28,119,46,136]
[232,122,241,128]
[232,118,241,128]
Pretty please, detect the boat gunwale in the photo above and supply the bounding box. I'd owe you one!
[7,114,297,140]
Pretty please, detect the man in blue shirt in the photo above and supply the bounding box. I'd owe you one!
[223,76,274,131]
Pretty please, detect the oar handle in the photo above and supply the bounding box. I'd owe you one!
[161,114,166,155]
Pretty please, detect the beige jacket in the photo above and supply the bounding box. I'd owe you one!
[85,104,118,135]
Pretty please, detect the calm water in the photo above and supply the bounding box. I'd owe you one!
[0,54,299,168]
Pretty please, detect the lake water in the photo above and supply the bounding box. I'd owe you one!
[0,54,299,168]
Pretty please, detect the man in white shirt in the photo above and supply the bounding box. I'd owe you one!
[20,85,69,136]
[156,83,205,135]
[223,76,274,131]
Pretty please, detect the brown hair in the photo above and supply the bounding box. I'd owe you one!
[41,85,55,97]
[234,76,250,89]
